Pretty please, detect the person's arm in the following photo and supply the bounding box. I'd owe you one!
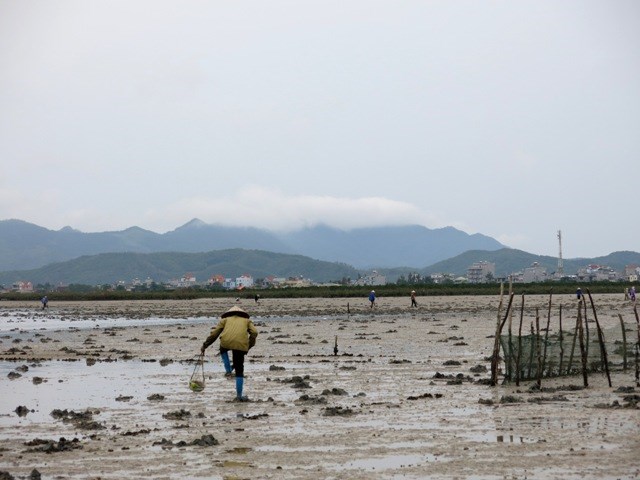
[201,320,226,353]
[247,321,258,350]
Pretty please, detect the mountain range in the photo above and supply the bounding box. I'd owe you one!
[1,247,639,287]
[1,219,638,286]
[0,218,504,271]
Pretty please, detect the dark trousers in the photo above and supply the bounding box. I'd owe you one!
[220,347,246,377]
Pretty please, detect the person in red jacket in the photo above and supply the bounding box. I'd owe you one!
[201,306,258,402]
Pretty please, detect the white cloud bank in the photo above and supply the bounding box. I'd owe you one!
[146,187,441,233]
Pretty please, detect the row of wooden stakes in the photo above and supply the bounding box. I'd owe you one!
[490,286,640,389]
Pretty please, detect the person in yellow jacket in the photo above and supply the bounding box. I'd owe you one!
[201,305,258,402]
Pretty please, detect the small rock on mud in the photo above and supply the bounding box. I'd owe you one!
[24,437,82,453]
[14,406,31,417]
[163,409,191,420]
[323,406,356,416]
[500,395,523,404]
[321,388,348,396]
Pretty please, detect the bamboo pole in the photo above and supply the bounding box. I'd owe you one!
[558,305,564,375]
[491,283,505,385]
[583,298,590,359]
[490,291,515,386]
[507,281,514,381]
[536,308,543,389]
[586,289,611,387]
[633,303,640,387]
[577,305,589,387]
[567,314,580,375]
[542,289,553,377]
[618,314,627,371]
[527,321,535,380]
[515,294,525,386]
[636,343,640,387]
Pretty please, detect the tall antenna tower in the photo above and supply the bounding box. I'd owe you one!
[557,230,564,277]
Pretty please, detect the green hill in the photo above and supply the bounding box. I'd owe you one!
[418,248,640,277]
[0,249,359,286]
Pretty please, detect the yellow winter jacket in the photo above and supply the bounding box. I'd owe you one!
[203,312,258,353]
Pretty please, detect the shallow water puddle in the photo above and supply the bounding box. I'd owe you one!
[256,444,347,453]
[0,360,192,428]
[461,431,538,443]
[327,452,445,471]
[227,446,252,454]
[221,460,252,468]
[0,314,212,334]
[0,313,335,334]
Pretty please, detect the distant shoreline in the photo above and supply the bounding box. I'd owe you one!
[0,281,632,303]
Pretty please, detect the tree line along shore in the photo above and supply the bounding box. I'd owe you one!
[0,281,633,302]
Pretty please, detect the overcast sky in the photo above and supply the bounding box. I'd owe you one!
[1,1,638,258]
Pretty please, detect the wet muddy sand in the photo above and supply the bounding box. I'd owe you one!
[1,295,639,479]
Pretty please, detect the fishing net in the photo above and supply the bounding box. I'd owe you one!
[189,354,205,392]
[499,320,638,382]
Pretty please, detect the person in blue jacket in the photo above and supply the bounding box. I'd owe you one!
[368,290,376,309]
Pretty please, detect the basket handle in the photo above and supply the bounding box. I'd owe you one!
[190,353,205,380]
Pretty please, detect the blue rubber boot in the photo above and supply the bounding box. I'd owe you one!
[221,351,233,377]
[235,377,248,401]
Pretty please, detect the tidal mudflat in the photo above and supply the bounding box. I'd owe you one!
[1,295,638,479]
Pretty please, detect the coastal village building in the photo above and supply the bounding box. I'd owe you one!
[509,263,547,283]
[166,273,197,288]
[12,281,33,293]
[522,262,547,283]
[263,276,280,287]
[176,273,197,288]
[258,276,310,288]
[218,275,256,290]
[263,277,286,287]
[467,261,495,284]
[236,274,254,289]
[353,270,387,286]
[130,277,154,288]
[576,264,618,282]
[207,275,225,286]
[281,277,313,288]
[623,264,639,282]
[429,273,456,284]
